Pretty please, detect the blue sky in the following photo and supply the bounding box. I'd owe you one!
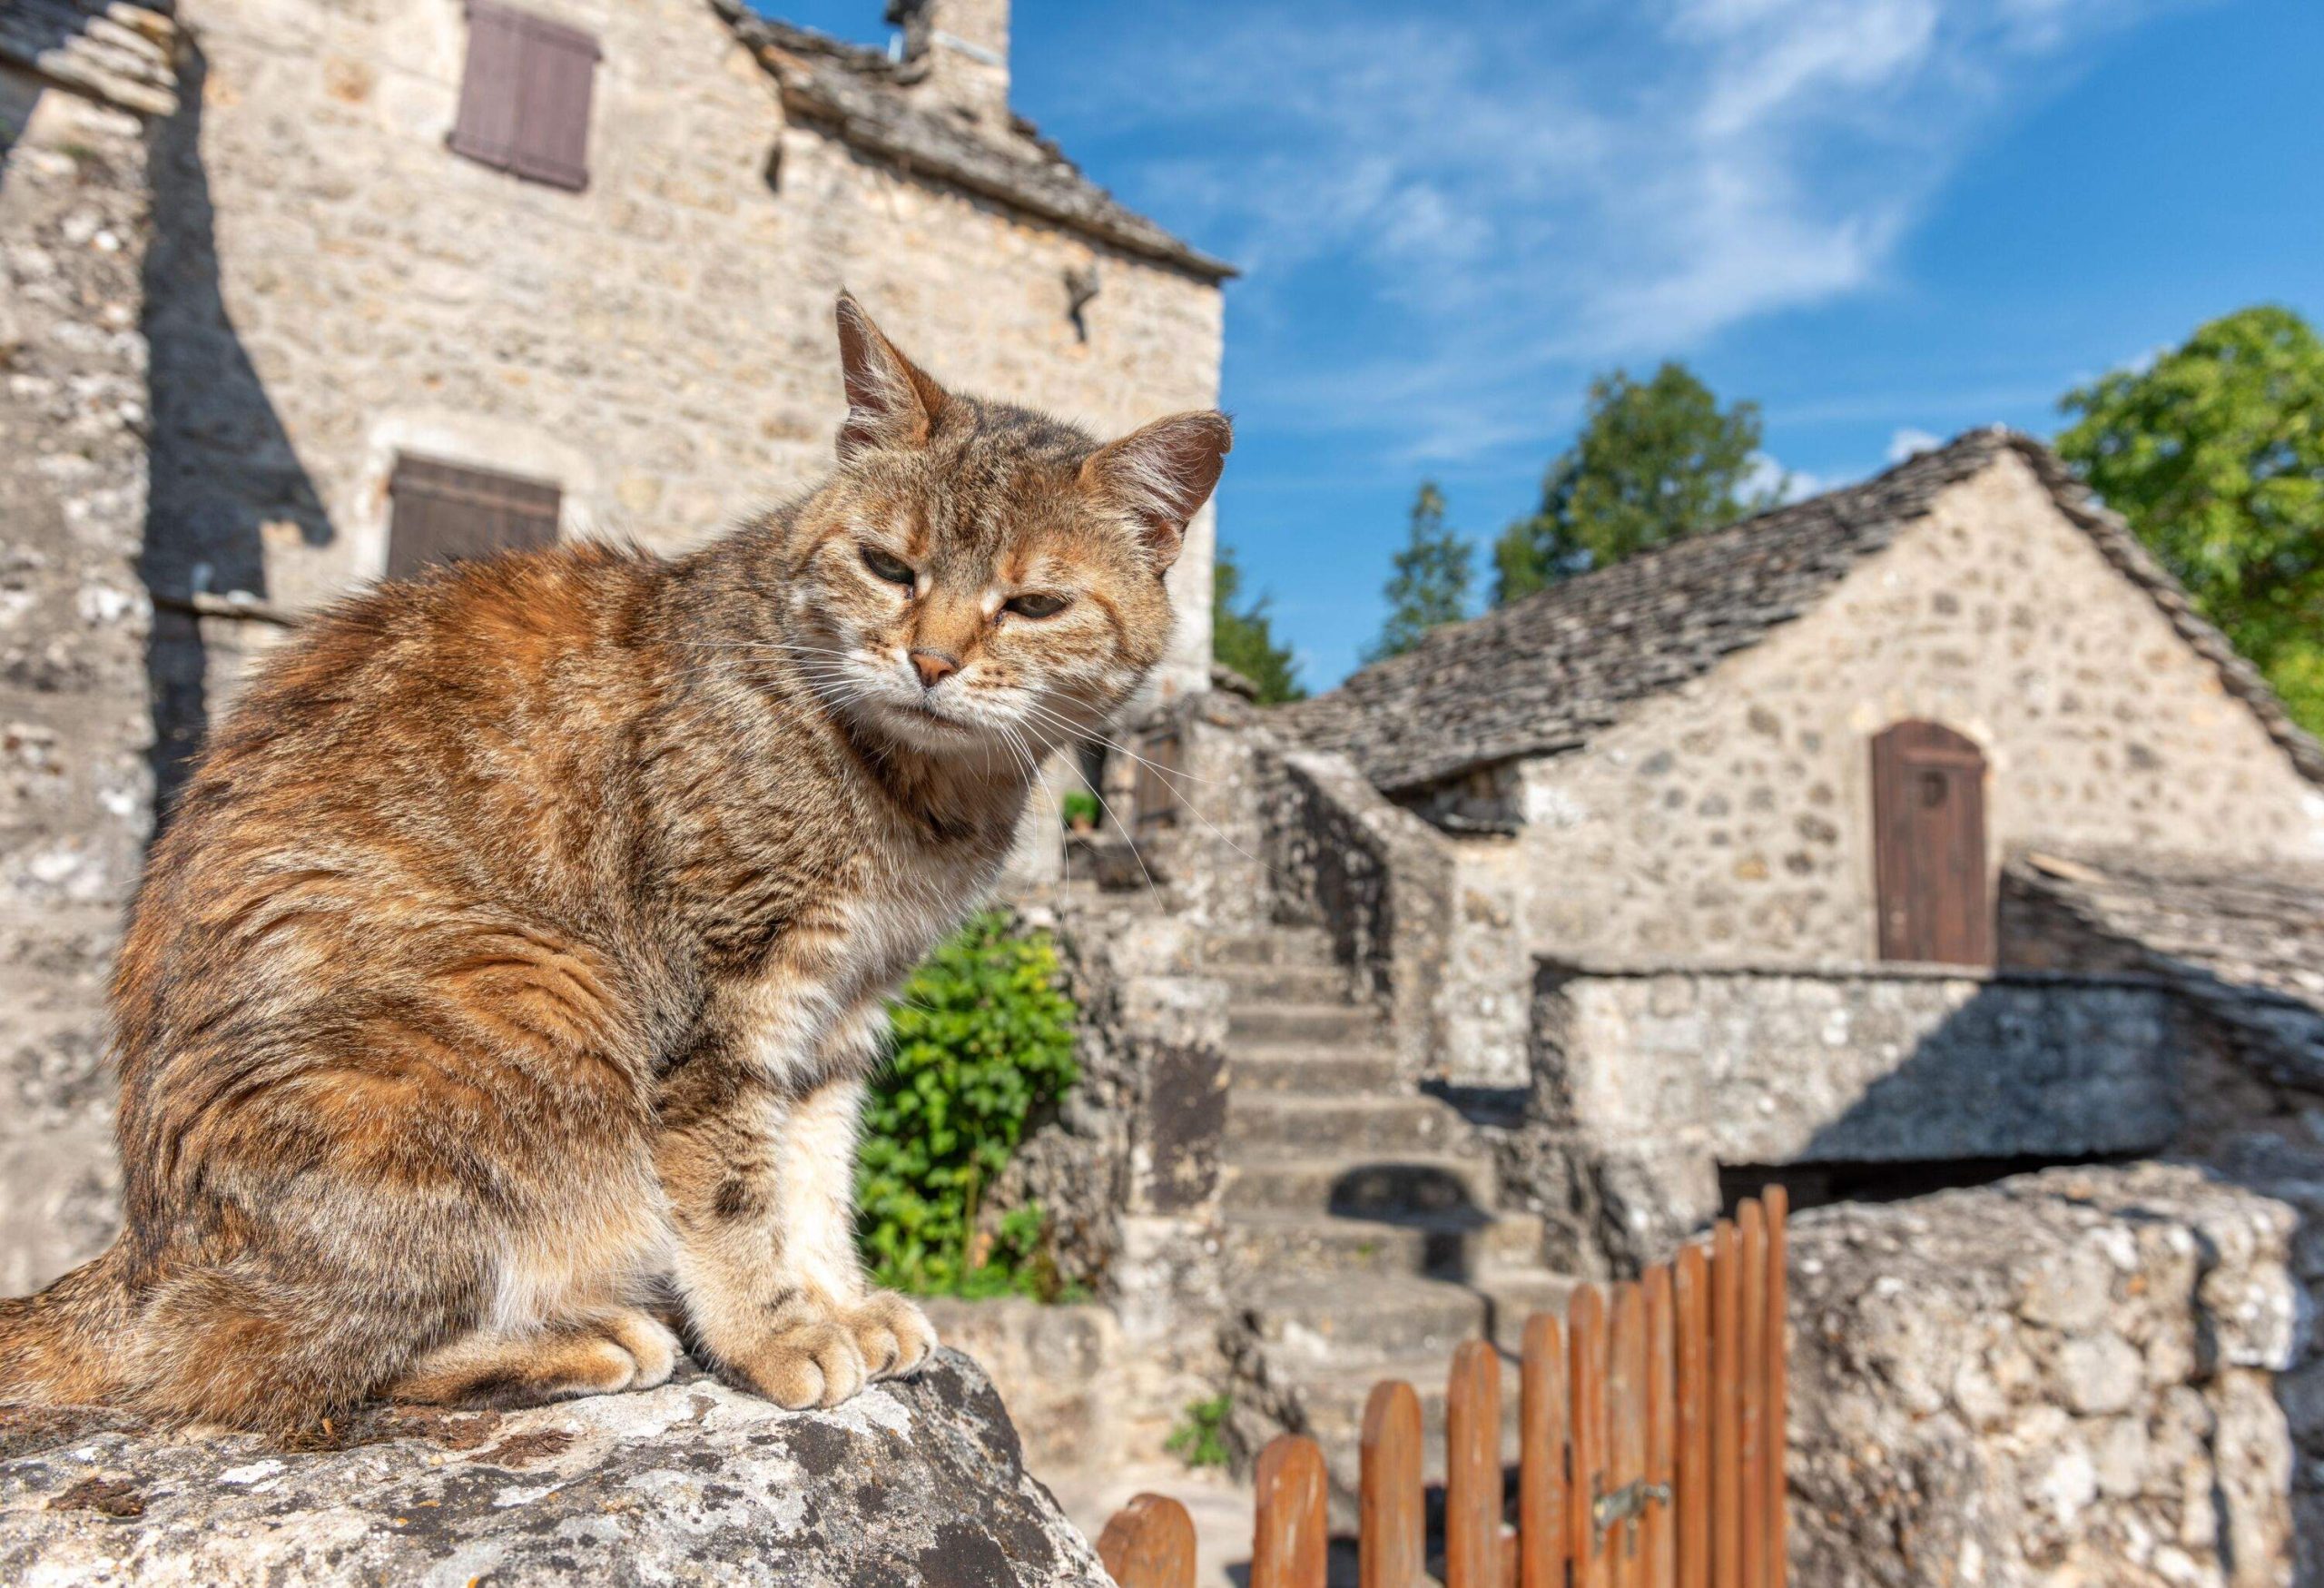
[766,0,2324,689]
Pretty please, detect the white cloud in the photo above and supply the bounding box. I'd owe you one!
[1743,452,1826,505]
[1066,0,2183,465]
[1886,427,1945,461]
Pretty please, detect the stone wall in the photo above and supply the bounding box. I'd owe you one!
[989,887,1233,1455]
[1788,1162,2300,1588]
[1502,963,2191,1275]
[1437,450,2324,1081]
[1256,746,1456,1081]
[154,0,1224,756]
[0,63,167,1293]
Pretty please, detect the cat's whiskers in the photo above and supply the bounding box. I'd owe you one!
[1013,697,1275,879]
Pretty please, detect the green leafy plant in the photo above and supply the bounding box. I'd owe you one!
[856,910,1080,1299]
[1165,1393,1234,1470]
[1059,789,1101,831]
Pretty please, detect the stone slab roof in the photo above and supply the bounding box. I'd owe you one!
[1282,428,2324,796]
[2010,848,2324,1091]
[714,1,1234,282]
[0,0,177,117]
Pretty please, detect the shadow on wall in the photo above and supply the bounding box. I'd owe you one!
[139,38,330,815]
[1789,974,2189,1169]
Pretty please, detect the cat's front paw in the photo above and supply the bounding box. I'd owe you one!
[733,1317,869,1411]
[846,1290,937,1381]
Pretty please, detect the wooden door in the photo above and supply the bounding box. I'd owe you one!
[1870,721,1992,965]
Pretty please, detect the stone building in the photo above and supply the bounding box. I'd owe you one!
[143,0,1228,795]
[0,0,1229,1294]
[1286,429,2324,1086]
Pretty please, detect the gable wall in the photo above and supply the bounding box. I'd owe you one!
[158,0,1221,727]
[1439,450,2324,1082]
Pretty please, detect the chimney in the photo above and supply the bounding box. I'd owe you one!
[887,0,1010,129]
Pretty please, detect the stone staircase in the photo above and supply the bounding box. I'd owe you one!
[1206,925,1572,1496]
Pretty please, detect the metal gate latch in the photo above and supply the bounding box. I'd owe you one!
[1590,1479,1673,1545]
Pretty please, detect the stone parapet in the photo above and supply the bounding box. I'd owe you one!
[1501,962,2191,1274]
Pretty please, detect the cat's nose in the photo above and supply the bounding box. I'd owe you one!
[909,649,960,690]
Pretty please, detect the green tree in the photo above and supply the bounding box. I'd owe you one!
[1211,543,1305,703]
[2057,304,2324,735]
[1492,363,1776,605]
[1364,481,1473,663]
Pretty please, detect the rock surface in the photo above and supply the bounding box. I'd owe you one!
[1787,1161,2301,1588]
[0,1349,1111,1585]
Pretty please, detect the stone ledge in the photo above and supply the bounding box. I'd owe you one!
[0,1350,1111,1585]
[1535,955,2176,990]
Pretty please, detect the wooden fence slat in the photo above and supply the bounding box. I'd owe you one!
[1098,1493,1197,1588]
[1674,1244,1710,1588]
[1763,1188,1789,1588]
[1710,1219,1741,1588]
[1520,1313,1569,1588]
[1609,1282,1647,1588]
[1569,1285,1610,1588]
[1253,1435,1328,1588]
[1738,1201,1768,1588]
[1645,1265,1677,1588]
[1362,1381,1424,1588]
[1447,1340,1503,1588]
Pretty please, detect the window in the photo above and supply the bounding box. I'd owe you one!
[386,455,561,579]
[1870,721,1993,965]
[448,1,599,192]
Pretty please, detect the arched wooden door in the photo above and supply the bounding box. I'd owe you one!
[1871,721,1993,965]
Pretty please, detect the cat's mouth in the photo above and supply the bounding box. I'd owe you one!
[886,695,980,738]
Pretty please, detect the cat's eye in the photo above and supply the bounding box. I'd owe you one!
[860,546,916,588]
[1004,592,1070,620]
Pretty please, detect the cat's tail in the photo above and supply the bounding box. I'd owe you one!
[0,1244,138,1407]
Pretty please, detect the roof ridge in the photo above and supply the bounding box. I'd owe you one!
[1281,425,2324,795]
[713,0,1235,281]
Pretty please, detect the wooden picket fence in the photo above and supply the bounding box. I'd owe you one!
[1100,1188,1789,1588]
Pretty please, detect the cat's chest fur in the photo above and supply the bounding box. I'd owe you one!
[706,797,1019,1080]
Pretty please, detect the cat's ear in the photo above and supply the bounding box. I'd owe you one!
[834,291,950,461]
[1081,410,1233,573]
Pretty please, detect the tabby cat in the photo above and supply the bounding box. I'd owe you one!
[0,294,1229,1432]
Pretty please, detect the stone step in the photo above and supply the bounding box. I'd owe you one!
[1246,1273,1578,1366]
[1221,1152,1497,1219]
[1225,1092,1470,1155]
[1199,930,1335,969]
[1221,1209,1549,1282]
[1228,1002,1382,1047]
[1265,1348,1531,1494]
[1209,962,1358,1004]
[1230,1045,1401,1095]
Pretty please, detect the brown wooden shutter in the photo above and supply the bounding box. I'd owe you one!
[386,455,561,580]
[1131,726,1185,833]
[1871,720,1994,965]
[449,2,599,192]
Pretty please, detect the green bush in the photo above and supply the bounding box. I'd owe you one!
[856,910,1080,1299]
[1059,789,1101,830]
